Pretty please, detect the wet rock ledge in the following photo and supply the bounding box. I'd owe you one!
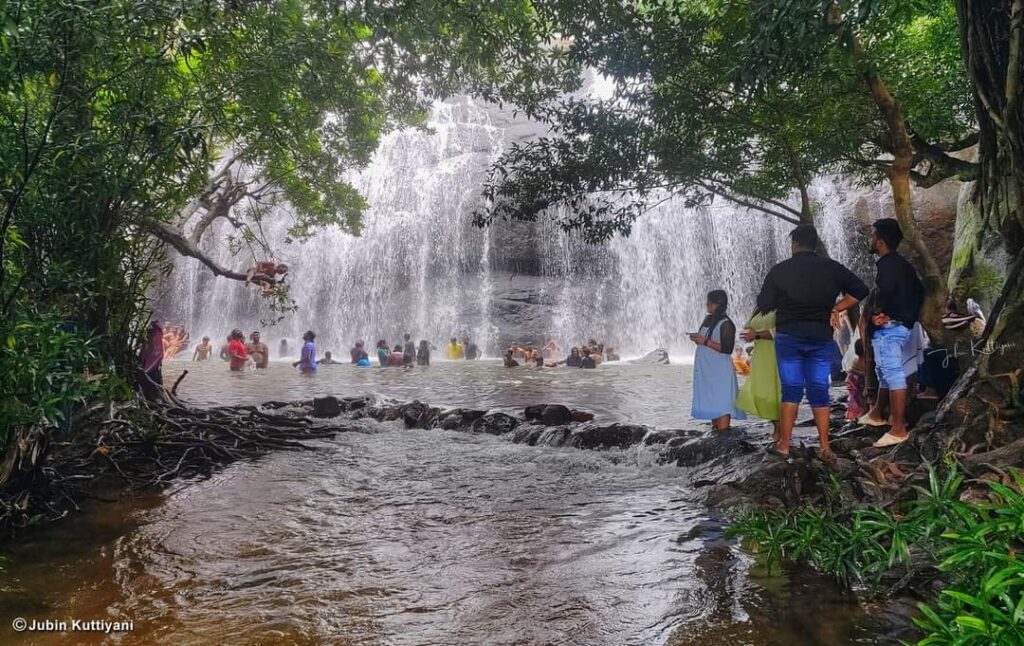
[278,396,786,507]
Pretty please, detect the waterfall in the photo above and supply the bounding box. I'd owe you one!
[157,97,870,359]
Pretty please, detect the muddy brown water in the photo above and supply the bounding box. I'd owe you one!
[1,361,907,644]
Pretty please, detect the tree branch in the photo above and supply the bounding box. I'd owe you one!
[141,218,248,281]
[694,180,801,225]
[909,127,980,182]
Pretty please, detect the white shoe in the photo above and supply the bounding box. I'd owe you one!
[858,414,889,427]
[872,432,909,448]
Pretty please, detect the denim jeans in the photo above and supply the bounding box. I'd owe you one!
[872,323,912,390]
[774,333,835,408]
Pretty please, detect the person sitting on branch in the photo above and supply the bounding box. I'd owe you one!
[245,260,289,295]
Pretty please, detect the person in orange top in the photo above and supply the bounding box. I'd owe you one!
[227,329,249,371]
[732,347,751,376]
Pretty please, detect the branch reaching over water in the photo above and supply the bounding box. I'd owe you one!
[140,218,248,281]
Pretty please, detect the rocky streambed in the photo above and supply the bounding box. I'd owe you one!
[282,394,852,510]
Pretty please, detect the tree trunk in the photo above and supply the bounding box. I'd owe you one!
[933,0,1024,440]
[828,2,949,342]
[886,162,948,341]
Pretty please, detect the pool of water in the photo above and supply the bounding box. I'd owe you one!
[0,361,900,645]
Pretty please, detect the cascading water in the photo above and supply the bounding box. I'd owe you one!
[159,97,870,359]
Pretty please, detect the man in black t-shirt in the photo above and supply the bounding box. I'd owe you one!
[861,218,925,448]
[757,224,869,462]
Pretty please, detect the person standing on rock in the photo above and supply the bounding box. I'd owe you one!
[689,289,746,432]
[756,224,868,462]
[736,309,781,441]
[859,218,925,448]
[293,330,317,375]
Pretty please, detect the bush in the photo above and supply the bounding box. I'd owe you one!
[0,312,123,444]
[729,467,1024,645]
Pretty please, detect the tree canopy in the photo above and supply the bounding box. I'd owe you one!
[476,0,976,241]
[0,0,575,433]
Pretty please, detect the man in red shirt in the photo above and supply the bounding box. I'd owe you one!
[227,329,249,371]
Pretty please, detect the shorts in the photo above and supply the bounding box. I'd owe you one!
[774,333,834,408]
[872,324,912,390]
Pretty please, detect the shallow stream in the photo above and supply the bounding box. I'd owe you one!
[1,361,900,644]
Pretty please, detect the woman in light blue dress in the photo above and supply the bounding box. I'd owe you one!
[689,290,746,431]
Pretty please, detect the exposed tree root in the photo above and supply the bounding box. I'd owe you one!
[0,399,351,536]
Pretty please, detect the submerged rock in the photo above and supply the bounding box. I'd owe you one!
[401,401,440,428]
[471,412,519,435]
[568,423,649,450]
[508,424,548,445]
[436,409,486,430]
[344,396,370,411]
[632,348,670,365]
[524,404,574,426]
[643,429,701,445]
[312,396,342,418]
[661,432,759,467]
[571,410,595,423]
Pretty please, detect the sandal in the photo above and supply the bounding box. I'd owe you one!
[762,445,790,463]
[872,431,910,448]
[857,413,889,428]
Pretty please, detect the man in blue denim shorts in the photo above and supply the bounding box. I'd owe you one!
[757,225,869,462]
[860,218,925,447]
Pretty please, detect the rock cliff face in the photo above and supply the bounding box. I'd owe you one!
[948,180,1017,311]
[851,176,961,277]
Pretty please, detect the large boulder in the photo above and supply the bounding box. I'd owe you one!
[631,348,670,365]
